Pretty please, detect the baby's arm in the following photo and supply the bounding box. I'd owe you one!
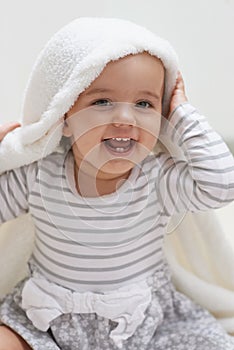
[0,123,36,223]
[0,122,21,140]
[157,75,234,216]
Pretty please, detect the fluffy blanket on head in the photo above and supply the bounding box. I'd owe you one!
[0,17,234,336]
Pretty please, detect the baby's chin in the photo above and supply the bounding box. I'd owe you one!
[96,159,135,178]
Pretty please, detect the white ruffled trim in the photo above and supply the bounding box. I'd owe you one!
[21,274,152,348]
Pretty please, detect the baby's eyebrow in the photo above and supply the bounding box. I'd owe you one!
[85,88,114,96]
[138,90,160,100]
[85,88,160,100]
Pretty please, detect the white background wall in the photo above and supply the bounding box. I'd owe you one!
[1,0,234,144]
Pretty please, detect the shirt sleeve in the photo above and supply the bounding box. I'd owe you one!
[0,162,38,223]
[157,103,234,216]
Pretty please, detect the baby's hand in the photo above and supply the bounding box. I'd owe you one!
[0,122,21,141]
[169,72,188,116]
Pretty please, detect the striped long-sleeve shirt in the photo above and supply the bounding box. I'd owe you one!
[1,103,234,292]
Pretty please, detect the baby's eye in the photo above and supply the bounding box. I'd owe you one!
[92,99,112,106]
[136,101,152,108]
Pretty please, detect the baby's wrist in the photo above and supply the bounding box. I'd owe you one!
[160,102,197,142]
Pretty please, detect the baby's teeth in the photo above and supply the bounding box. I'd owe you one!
[116,148,125,152]
[112,137,130,142]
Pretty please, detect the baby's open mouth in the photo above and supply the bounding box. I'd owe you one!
[103,137,136,154]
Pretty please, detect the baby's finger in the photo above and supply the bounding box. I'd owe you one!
[0,122,21,141]
[175,71,185,90]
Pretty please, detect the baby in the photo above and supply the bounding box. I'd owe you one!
[0,18,234,350]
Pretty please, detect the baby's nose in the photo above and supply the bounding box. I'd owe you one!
[111,103,136,127]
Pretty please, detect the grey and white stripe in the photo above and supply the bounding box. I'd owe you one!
[0,103,234,292]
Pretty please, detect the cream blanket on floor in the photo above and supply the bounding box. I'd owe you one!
[1,206,234,334]
[165,205,234,334]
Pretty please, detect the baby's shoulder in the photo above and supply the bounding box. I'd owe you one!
[38,149,66,167]
[141,152,168,170]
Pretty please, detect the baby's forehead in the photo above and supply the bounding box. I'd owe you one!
[83,53,164,88]
[67,53,165,113]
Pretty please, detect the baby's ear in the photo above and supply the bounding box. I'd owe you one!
[62,114,72,137]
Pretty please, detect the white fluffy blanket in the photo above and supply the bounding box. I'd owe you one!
[165,206,234,334]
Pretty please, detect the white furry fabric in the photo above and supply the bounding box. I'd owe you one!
[0,215,34,298]
[0,17,178,174]
[0,17,234,335]
[164,205,234,334]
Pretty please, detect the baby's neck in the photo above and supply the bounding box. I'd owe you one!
[74,166,131,197]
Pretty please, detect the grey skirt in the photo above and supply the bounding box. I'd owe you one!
[1,266,234,350]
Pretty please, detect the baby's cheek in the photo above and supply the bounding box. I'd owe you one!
[140,131,158,153]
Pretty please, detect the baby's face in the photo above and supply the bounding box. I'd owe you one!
[64,52,164,181]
